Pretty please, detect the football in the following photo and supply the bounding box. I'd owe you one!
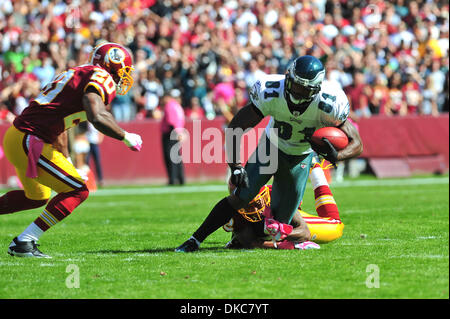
[311,127,349,150]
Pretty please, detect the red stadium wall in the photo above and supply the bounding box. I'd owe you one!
[0,115,448,186]
[357,115,449,177]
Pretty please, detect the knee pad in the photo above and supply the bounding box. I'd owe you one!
[76,185,90,203]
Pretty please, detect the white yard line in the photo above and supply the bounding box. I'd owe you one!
[91,177,449,197]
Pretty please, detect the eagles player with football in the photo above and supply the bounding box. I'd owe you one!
[0,42,143,258]
[176,55,362,252]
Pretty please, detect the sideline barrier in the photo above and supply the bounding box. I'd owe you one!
[358,115,449,177]
[0,115,448,185]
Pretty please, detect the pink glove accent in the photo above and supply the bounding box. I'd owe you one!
[294,241,321,250]
[277,240,321,250]
[26,135,44,178]
[123,132,143,152]
[130,144,142,152]
[265,220,293,241]
[263,206,293,241]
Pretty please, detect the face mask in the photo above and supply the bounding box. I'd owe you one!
[289,93,311,105]
[289,93,301,104]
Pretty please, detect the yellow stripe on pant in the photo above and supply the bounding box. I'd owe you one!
[2,126,85,200]
[299,210,344,244]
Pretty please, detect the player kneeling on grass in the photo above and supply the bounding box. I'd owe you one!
[0,42,143,258]
[223,160,343,250]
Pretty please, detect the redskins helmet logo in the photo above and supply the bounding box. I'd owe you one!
[107,47,125,65]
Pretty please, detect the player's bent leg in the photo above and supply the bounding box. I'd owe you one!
[176,136,273,253]
[310,162,340,220]
[8,140,89,258]
[300,211,344,244]
[175,195,239,252]
[270,152,313,224]
[24,148,89,236]
[0,190,48,215]
[1,127,52,214]
[33,185,89,234]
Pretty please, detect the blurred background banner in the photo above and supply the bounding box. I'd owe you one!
[1,114,447,185]
[0,0,449,185]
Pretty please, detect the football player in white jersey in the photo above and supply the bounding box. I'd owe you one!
[176,55,363,252]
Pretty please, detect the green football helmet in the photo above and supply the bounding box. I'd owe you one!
[284,55,325,115]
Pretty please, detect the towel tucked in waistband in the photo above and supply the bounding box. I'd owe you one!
[26,135,44,178]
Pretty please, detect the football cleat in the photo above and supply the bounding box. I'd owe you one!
[7,237,51,258]
[295,241,321,250]
[224,234,244,249]
[175,238,200,253]
[277,240,320,250]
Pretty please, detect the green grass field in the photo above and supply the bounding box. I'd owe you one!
[0,175,448,299]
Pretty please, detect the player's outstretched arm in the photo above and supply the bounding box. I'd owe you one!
[82,88,142,151]
[227,103,264,132]
[225,102,264,188]
[336,120,363,162]
[82,89,125,141]
[225,102,264,167]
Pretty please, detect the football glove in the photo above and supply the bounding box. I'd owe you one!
[123,131,143,152]
[264,218,293,242]
[310,137,338,164]
[229,165,249,189]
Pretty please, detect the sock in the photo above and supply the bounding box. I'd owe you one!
[192,197,237,243]
[17,222,44,242]
[310,165,340,221]
[0,190,48,215]
[31,185,89,235]
[190,236,201,247]
[309,164,329,189]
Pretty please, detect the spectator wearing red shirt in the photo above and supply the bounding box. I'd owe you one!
[402,74,422,114]
[185,96,205,121]
[344,71,371,119]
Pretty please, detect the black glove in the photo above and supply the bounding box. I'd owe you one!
[230,165,249,188]
[310,137,339,165]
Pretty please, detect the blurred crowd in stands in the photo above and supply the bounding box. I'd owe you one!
[1,0,449,126]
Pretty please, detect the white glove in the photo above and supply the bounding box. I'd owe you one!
[123,131,142,152]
